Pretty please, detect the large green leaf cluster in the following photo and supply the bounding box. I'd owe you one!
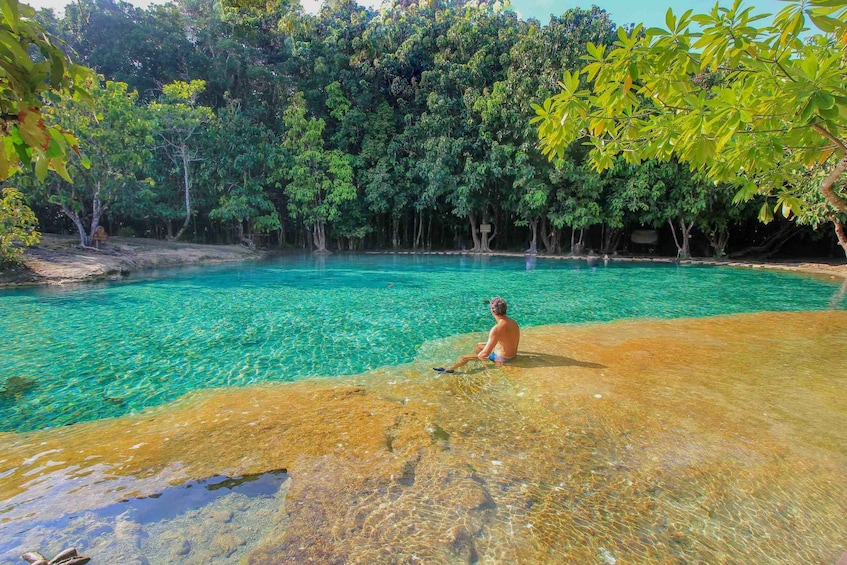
[534,0,847,250]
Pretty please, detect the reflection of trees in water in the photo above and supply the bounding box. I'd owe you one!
[830,278,847,308]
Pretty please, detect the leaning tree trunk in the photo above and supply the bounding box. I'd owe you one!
[62,204,89,247]
[811,143,847,256]
[834,220,847,256]
[729,221,799,259]
[236,223,255,249]
[173,141,193,241]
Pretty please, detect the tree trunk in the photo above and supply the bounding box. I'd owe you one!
[818,153,847,215]
[414,210,424,250]
[668,218,695,259]
[313,221,327,253]
[62,204,88,247]
[729,221,799,259]
[528,218,538,254]
[540,217,558,254]
[468,211,481,252]
[577,228,586,254]
[480,210,496,252]
[88,181,103,245]
[708,228,730,258]
[813,150,847,258]
[835,220,847,257]
[391,215,400,249]
[236,223,255,249]
[173,141,192,241]
[601,224,621,254]
[404,209,411,249]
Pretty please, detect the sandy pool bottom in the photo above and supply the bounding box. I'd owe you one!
[1,311,846,564]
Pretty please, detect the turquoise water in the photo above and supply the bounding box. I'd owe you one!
[1,254,843,432]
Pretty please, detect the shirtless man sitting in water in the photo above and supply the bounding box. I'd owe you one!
[433,297,520,373]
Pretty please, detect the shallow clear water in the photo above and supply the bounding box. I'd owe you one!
[1,254,843,432]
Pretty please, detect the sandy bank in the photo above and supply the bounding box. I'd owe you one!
[1,234,262,286]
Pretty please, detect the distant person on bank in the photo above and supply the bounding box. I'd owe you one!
[433,297,520,373]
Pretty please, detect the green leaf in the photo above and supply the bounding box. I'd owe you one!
[758,202,774,224]
[814,91,835,110]
[645,27,669,37]
[34,154,47,181]
[0,29,31,71]
[45,138,62,159]
[809,0,847,8]
[732,181,758,203]
[52,158,72,182]
[799,98,816,123]
[0,0,19,34]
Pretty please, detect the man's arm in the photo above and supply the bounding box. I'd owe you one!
[477,326,500,360]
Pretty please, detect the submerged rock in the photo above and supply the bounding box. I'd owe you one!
[20,547,91,565]
[0,375,36,399]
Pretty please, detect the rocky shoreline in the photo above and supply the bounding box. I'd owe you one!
[2,233,846,287]
[1,234,263,287]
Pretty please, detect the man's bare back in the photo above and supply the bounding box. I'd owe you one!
[433,297,520,373]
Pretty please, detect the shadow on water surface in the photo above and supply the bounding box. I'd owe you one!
[105,470,289,524]
[0,470,289,563]
[514,352,607,370]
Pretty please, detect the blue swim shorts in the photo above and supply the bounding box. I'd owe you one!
[488,352,515,363]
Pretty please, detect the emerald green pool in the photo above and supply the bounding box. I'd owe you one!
[1,254,843,432]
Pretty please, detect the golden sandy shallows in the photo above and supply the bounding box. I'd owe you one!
[2,311,846,563]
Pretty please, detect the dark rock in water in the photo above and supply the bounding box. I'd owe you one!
[20,547,90,565]
[1,375,36,398]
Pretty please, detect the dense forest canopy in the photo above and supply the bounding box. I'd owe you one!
[3,0,845,258]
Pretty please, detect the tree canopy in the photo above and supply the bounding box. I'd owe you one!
[533,0,847,255]
[0,0,94,261]
[0,0,841,259]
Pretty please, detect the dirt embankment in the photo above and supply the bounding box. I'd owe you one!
[1,234,262,286]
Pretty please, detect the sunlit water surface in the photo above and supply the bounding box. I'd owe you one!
[1,254,844,433]
[1,255,846,564]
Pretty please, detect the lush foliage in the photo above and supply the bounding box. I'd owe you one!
[0,187,39,263]
[0,0,95,257]
[2,0,839,257]
[0,0,93,181]
[534,0,847,255]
